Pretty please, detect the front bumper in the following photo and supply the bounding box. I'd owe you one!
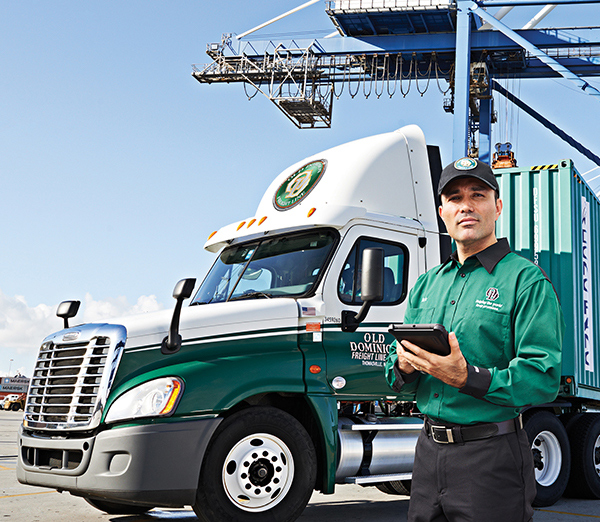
[17,417,222,507]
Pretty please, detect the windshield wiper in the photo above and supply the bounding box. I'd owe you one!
[229,291,273,301]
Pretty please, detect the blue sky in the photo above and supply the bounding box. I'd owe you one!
[1,1,599,377]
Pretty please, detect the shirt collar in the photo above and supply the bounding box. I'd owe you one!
[439,238,512,274]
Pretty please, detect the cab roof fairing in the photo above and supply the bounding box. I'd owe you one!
[204,125,438,253]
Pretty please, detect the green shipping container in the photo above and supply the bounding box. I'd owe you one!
[495,160,600,402]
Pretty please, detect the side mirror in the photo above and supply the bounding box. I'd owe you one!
[360,248,384,302]
[341,248,384,333]
[161,278,196,355]
[57,300,81,329]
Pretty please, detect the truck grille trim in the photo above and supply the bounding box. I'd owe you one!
[22,446,83,471]
[23,324,126,431]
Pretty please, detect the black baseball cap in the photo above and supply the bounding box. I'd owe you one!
[438,157,499,196]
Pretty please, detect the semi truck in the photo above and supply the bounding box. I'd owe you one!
[16,125,600,520]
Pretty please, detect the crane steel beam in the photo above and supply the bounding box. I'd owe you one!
[470,2,600,99]
[221,31,600,57]
[453,0,472,158]
[236,0,320,40]
[479,0,600,5]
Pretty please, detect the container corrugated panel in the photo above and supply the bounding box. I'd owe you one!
[495,160,600,401]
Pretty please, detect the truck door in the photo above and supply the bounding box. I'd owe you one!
[321,225,422,397]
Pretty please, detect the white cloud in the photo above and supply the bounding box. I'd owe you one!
[82,293,164,323]
[0,290,164,377]
[0,290,56,354]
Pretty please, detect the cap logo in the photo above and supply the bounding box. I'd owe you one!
[454,157,477,171]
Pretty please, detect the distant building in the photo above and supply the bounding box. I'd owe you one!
[0,376,30,400]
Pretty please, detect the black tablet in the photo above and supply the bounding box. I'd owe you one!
[388,324,451,357]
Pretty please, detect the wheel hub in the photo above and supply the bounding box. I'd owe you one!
[531,430,562,487]
[222,433,294,512]
[248,458,274,486]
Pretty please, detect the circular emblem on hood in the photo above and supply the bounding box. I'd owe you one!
[274,160,326,211]
[454,157,478,171]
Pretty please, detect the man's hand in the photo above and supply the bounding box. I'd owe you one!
[395,340,418,374]
[397,332,468,389]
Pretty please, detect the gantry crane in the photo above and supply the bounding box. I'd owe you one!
[192,0,600,165]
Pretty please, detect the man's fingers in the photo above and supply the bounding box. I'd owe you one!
[400,341,432,373]
[400,340,422,357]
[448,332,461,355]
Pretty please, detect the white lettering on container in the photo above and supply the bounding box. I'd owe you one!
[582,197,594,372]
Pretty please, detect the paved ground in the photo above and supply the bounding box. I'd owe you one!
[2,409,600,521]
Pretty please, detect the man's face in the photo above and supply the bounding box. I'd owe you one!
[439,177,502,251]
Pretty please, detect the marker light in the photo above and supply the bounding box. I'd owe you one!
[258,216,267,225]
[307,208,316,217]
[105,377,183,423]
[309,365,322,374]
[247,218,256,228]
[237,221,246,231]
[208,231,217,240]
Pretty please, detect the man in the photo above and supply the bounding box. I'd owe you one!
[385,157,564,522]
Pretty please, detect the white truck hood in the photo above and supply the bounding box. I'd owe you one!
[109,298,300,352]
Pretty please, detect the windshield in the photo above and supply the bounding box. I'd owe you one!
[191,229,338,304]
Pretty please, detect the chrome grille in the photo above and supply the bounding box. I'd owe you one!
[23,324,126,431]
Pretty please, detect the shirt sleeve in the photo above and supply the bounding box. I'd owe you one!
[460,278,565,407]
[385,339,420,397]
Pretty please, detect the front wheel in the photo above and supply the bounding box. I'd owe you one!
[524,410,571,507]
[194,407,316,522]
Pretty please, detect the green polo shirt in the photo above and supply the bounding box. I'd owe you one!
[385,238,565,425]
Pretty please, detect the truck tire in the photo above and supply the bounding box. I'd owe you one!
[375,480,411,496]
[11,403,20,411]
[565,413,600,498]
[193,406,316,522]
[524,410,571,507]
[84,497,154,514]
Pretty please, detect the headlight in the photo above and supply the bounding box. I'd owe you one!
[105,377,183,424]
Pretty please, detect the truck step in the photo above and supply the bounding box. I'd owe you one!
[345,472,413,485]
[340,423,423,431]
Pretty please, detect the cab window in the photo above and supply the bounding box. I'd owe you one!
[338,238,408,305]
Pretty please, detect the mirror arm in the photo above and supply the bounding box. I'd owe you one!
[161,278,196,355]
[162,298,186,354]
[341,302,373,333]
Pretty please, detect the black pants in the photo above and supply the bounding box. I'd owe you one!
[408,426,536,522]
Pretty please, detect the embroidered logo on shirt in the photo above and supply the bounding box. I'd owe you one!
[485,287,500,301]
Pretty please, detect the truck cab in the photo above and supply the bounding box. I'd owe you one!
[16,125,447,521]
